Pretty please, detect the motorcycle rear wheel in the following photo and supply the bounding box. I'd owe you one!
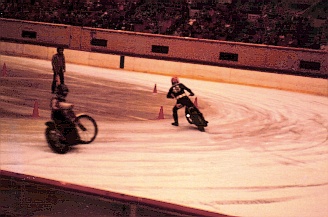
[197,126,205,132]
[45,127,70,154]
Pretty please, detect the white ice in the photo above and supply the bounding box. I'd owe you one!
[1,55,328,217]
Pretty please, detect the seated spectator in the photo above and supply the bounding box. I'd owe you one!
[0,0,326,50]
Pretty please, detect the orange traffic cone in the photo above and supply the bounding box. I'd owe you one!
[194,97,198,108]
[32,100,40,118]
[1,63,8,77]
[157,106,164,119]
[153,84,157,93]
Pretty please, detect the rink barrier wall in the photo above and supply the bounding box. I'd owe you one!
[1,170,232,217]
[1,40,327,96]
[1,18,327,77]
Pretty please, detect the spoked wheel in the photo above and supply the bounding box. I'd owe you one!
[186,107,207,132]
[185,113,193,124]
[75,114,98,144]
[45,128,70,154]
[185,107,193,124]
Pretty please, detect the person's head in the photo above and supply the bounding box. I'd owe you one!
[56,84,69,98]
[171,76,179,85]
[57,47,64,55]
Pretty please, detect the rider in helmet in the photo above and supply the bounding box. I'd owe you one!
[50,84,79,144]
[167,76,206,126]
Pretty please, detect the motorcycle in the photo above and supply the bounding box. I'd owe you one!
[185,105,208,132]
[45,112,98,154]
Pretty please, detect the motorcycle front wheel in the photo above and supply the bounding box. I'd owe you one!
[185,113,193,124]
[75,114,98,144]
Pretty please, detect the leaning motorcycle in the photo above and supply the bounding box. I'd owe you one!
[45,112,98,154]
[185,105,208,132]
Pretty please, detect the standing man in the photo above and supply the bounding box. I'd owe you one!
[51,47,66,93]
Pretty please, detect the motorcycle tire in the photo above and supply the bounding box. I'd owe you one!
[197,126,205,132]
[187,107,207,132]
[185,113,193,124]
[75,114,98,144]
[45,127,70,154]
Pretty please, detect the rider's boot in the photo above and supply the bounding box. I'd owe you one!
[172,113,179,126]
[56,127,67,143]
[172,122,179,126]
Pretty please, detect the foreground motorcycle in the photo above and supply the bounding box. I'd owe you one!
[45,113,98,154]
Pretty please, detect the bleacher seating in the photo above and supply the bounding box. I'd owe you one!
[0,0,326,49]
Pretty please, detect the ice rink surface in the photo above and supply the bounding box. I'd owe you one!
[1,55,328,217]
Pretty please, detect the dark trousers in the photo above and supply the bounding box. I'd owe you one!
[52,72,64,93]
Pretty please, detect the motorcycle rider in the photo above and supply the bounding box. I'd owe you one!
[166,76,207,126]
[50,84,80,144]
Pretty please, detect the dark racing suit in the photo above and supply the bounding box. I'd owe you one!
[166,83,204,124]
[50,96,79,145]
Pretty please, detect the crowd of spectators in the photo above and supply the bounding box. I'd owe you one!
[0,0,327,50]
[173,1,327,50]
